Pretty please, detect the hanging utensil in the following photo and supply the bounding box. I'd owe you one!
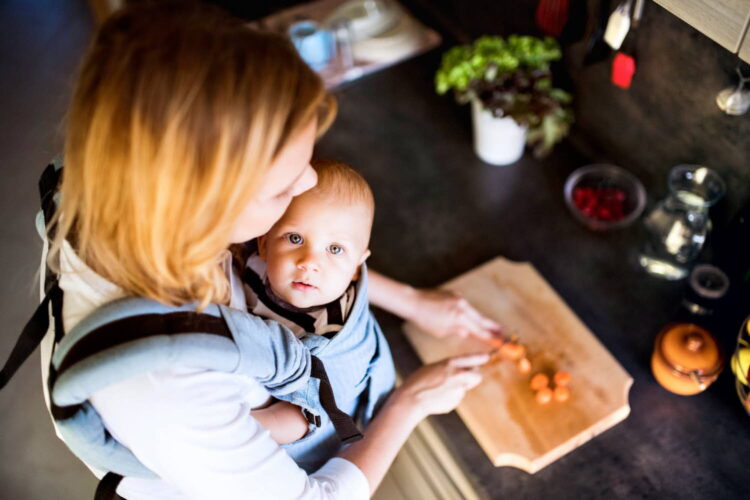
[611,0,643,89]
[583,0,614,66]
[716,65,750,115]
[631,0,644,28]
[604,0,632,50]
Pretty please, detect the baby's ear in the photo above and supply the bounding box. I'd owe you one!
[359,249,371,265]
[351,250,371,281]
[257,235,268,260]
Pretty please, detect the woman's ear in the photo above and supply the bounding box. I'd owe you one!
[258,235,268,260]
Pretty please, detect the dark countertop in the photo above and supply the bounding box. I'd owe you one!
[316,48,749,499]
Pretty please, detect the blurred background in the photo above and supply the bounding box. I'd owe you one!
[1,1,749,498]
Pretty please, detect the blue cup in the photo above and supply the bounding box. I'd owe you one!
[288,20,334,71]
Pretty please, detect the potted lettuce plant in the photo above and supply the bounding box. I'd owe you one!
[435,35,573,165]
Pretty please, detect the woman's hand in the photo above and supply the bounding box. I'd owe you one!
[338,353,489,492]
[368,270,503,344]
[392,353,490,423]
[408,288,503,343]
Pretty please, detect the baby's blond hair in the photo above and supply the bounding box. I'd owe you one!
[308,159,375,235]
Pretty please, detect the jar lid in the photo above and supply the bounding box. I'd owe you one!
[656,323,723,377]
[689,264,729,299]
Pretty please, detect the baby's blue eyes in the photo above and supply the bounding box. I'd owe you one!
[284,233,345,255]
[286,233,303,244]
[328,245,344,255]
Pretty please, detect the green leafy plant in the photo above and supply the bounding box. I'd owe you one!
[435,35,574,157]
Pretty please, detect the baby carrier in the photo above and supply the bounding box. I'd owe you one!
[0,161,393,499]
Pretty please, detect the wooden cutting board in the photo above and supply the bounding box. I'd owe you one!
[402,257,633,474]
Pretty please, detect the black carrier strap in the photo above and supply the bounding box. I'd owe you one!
[310,356,363,444]
[0,288,54,390]
[39,162,60,235]
[94,472,124,500]
[243,268,317,333]
[0,163,62,389]
[55,312,232,378]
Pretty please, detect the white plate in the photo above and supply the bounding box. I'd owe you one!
[352,13,424,63]
[323,0,400,42]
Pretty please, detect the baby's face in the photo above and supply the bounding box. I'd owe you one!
[259,192,372,308]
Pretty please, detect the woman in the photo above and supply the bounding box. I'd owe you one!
[43,3,500,498]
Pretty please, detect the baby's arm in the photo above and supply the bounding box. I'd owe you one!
[251,400,309,444]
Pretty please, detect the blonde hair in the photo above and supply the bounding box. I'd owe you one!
[308,159,375,231]
[50,1,336,307]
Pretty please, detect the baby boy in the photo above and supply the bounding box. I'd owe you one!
[246,158,373,337]
[241,159,395,472]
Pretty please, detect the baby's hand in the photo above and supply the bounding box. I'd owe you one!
[410,288,503,344]
[251,400,309,445]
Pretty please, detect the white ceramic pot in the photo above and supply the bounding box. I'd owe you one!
[471,99,527,166]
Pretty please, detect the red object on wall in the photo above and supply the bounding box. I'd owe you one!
[612,52,636,89]
[535,0,570,37]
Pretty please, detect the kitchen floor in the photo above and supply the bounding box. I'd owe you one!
[0,0,98,498]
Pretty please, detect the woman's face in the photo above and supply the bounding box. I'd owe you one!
[229,120,319,243]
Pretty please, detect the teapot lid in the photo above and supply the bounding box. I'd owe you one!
[656,323,723,377]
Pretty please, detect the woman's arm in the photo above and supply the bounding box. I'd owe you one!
[368,270,504,343]
[338,353,488,493]
[91,353,488,499]
[91,368,372,500]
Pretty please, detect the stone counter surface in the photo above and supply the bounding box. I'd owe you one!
[316,49,748,499]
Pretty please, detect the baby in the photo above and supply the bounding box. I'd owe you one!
[247,158,373,336]
[241,159,395,472]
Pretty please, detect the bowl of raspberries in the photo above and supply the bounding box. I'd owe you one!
[564,164,646,231]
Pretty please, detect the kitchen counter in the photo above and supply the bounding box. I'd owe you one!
[315,48,748,498]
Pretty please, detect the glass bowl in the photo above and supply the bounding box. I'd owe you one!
[668,164,726,208]
[564,164,647,231]
[733,315,750,415]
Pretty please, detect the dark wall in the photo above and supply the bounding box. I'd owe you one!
[225,0,749,220]
[413,0,750,222]
[564,2,750,223]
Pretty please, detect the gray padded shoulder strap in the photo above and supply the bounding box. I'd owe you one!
[51,297,240,409]
[48,297,243,479]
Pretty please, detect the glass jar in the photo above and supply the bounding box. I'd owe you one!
[681,264,730,316]
[639,165,726,280]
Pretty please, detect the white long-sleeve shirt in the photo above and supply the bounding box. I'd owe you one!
[38,240,370,499]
